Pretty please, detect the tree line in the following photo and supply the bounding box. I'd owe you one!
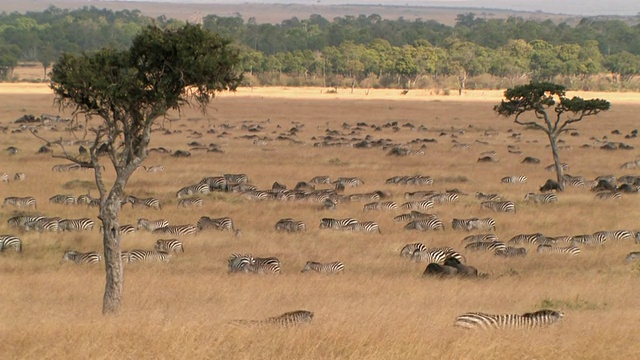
[2,6,640,91]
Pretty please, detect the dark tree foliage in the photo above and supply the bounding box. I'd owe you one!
[494,82,610,190]
[50,24,242,314]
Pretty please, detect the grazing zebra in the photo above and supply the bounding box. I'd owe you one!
[176,183,210,198]
[454,309,564,330]
[0,235,22,252]
[403,217,445,231]
[14,173,25,181]
[508,233,547,245]
[197,216,235,231]
[401,200,434,210]
[49,194,76,205]
[594,191,622,200]
[309,175,331,184]
[319,218,358,230]
[411,247,465,264]
[228,254,253,273]
[7,215,43,229]
[243,189,275,201]
[2,196,37,209]
[178,197,203,208]
[461,233,499,244]
[545,163,570,172]
[480,201,516,213]
[404,190,437,200]
[363,201,398,212]
[524,192,558,204]
[199,176,227,191]
[119,225,136,235]
[62,250,101,264]
[136,218,170,232]
[52,163,81,172]
[501,175,527,184]
[593,230,634,242]
[152,225,198,236]
[58,218,95,231]
[154,239,184,253]
[464,241,507,253]
[494,246,527,257]
[400,243,427,257]
[143,165,165,173]
[536,244,581,256]
[77,193,100,207]
[475,192,501,201]
[230,310,314,327]
[348,192,383,202]
[570,233,607,246]
[123,249,171,263]
[123,195,161,210]
[393,211,438,222]
[275,218,307,233]
[25,217,61,232]
[301,261,345,274]
[452,218,496,231]
[224,173,249,184]
[426,193,459,204]
[333,177,364,187]
[346,221,382,234]
[245,260,282,274]
[563,174,586,187]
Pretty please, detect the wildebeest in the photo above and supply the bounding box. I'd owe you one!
[521,156,540,164]
[540,179,561,192]
[591,179,616,192]
[444,257,479,277]
[422,263,458,277]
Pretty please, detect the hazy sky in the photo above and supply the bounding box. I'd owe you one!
[111,0,639,16]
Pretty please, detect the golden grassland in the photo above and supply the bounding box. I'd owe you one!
[1,84,640,359]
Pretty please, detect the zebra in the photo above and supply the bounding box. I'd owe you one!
[52,164,81,172]
[0,235,22,252]
[426,193,459,204]
[123,195,161,210]
[119,225,136,235]
[464,241,507,253]
[454,309,564,330]
[494,246,528,257]
[224,173,249,184]
[400,243,428,257]
[452,218,496,231]
[393,211,438,222]
[461,233,499,244]
[77,193,100,207]
[508,233,547,245]
[363,201,398,212]
[197,216,235,231]
[594,191,622,200]
[154,239,185,253]
[275,218,307,233]
[228,253,254,273]
[480,201,516,213]
[245,260,281,274]
[199,176,227,191]
[7,215,44,229]
[411,247,465,264]
[545,163,570,172]
[136,218,170,232]
[404,191,437,200]
[536,244,581,256]
[348,192,383,202]
[524,192,558,204]
[2,196,37,209]
[25,217,61,232]
[403,218,444,231]
[319,218,358,230]
[178,197,203,208]
[49,194,76,205]
[123,249,171,263]
[406,175,434,185]
[333,177,364,188]
[230,310,314,327]
[61,250,101,264]
[501,175,527,184]
[570,233,607,246]
[593,230,634,242]
[58,218,95,231]
[301,261,345,274]
[563,174,586,187]
[401,200,434,210]
[176,183,210,198]
[309,175,331,184]
[243,189,275,201]
[13,173,25,181]
[346,221,382,234]
[143,165,165,173]
[152,225,198,236]
[475,192,501,201]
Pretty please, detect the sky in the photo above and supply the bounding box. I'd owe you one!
[107,0,639,16]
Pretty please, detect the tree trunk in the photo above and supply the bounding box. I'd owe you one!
[548,133,565,191]
[100,191,124,315]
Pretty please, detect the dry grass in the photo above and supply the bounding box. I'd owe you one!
[1,84,640,359]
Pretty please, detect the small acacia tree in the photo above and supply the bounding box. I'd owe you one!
[50,24,242,314]
[494,82,610,190]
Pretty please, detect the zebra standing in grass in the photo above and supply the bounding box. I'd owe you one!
[178,197,203,208]
[319,218,358,230]
[228,254,253,273]
[199,176,227,191]
[494,246,528,257]
[480,200,516,213]
[176,183,210,198]
[452,218,496,231]
[62,250,102,264]
[593,230,634,242]
[49,194,76,205]
[475,192,501,201]
[393,211,438,222]
[152,225,198,236]
[26,217,61,232]
[224,173,249,184]
[400,243,428,257]
[508,233,547,245]
[411,247,465,264]
[346,221,381,234]
[401,200,434,210]
[275,218,307,233]
[231,310,314,327]
[58,218,95,232]
[136,218,170,232]
[501,175,527,184]
[309,175,331,184]
[363,201,398,212]
[301,261,345,274]
[0,235,22,252]
[563,174,586,187]
[426,193,459,204]
[461,233,499,244]
[454,309,564,330]
[245,257,282,274]
[197,216,235,231]
[123,250,171,263]
[570,233,607,246]
[404,218,444,231]
[333,177,364,187]
[154,239,184,253]
[524,192,558,204]
[7,215,43,229]
[3,196,37,209]
[545,163,569,172]
[594,191,622,200]
[123,195,161,210]
[536,244,581,256]
[465,241,507,252]
[77,193,100,207]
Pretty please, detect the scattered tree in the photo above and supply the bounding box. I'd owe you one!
[494,82,610,190]
[49,24,242,314]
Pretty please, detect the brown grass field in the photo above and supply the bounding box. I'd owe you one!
[1,84,640,359]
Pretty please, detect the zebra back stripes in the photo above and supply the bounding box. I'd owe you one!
[62,250,101,264]
[346,221,381,234]
[461,234,499,244]
[403,218,444,231]
[452,218,496,231]
[122,249,171,263]
[508,233,547,245]
[152,225,198,236]
[176,183,210,198]
[363,201,398,212]
[49,194,76,205]
[2,196,37,209]
[231,310,314,327]
[401,200,434,210]
[0,235,22,252]
[124,195,161,210]
[536,244,581,256]
[400,243,427,257]
[393,211,438,222]
[319,218,358,230]
[464,241,507,253]
[595,191,622,200]
[154,239,185,253]
[58,218,95,231]
[197,216,234,231]
[275,218,307,233]
[386,175,433,185]
[525,192,558,204]
[301,261,345,274]
[411,247,465,264]
[570,233,607,246]
[178,197,203,208]
[454,309,564,330]
[501,175,527,184]
[137,218,170,232]
[593,230,634,242]
[480,200,516,213]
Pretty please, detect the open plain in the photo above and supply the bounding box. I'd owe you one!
[1,84,640,359]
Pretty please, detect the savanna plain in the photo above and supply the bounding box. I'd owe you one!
[1,84,640,359]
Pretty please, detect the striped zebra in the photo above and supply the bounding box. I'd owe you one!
[176,183,210,198]
[464,241,507,253]
[346,221,381,234]
[404,218,444,231]
[545,235,573,244]
[152,225,198,236]
[49,194,76,205]
[570,233,607,246]
[7,215,44,229]
[411,247,465,264]
[461,233,499,244]
[309,175,331,184]
[77,194,100,207]
[52,163,81,172]
[401,200,434,210]
[348,192,382,202]
[400,243,427,257]
[452,218,496,231]
[545,163,570,172]
[119,225,136,235]
[154,239,184,253]
[426,193,459,204]
[404,191,437,200]
[14,173,25,181]
[524,192,558,204]
[333,177,364,187]
[319,218,358,230]
[454,309,564,330]
[135,218,168,232]
[2,196,37,209]
[228,254,254,273]
[58,218,95,231]
[494,246,528,257]
[275,218,306,233]
[537,244,581,256]
[501,175,527,184]
[243,189,275,201]
[224,173,249,184]
[563,174,586,187]
[508,233,547,245]
[199,176,227,191]
[593,230,634,242]
[0,235,22,252]
[123,249,171,263]
[594,191,622,200]
[475,192,502,201]
[245,257,282,274]
[480,200,516,214]
[62,250,101,264]
[301,261,345,274]
[25,217,61,232]
[143,165,165,173]
[406,175,434,185]
[178,197,203,208]
[363,201,398,212]
[123,195,161,210]
[197,216,235,231]
[393,211,438,222]
[230,310,313,327]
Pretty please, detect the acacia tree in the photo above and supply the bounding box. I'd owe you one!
[494,82,610,190]
[49,24,242,314]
